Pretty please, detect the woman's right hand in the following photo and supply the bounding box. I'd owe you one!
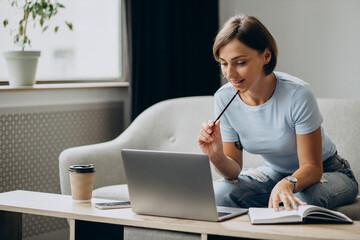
[197,120,223,158]
[198,120,242,179]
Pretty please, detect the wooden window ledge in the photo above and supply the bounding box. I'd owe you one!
[0,82,129,91]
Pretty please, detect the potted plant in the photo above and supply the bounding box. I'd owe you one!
[2,0,73,86]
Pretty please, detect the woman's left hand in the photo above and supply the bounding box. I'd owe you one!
[268,179,307,211]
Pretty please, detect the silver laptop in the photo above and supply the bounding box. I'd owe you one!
[121,149,248,222]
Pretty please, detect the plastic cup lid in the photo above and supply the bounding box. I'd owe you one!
[68,164,95,173]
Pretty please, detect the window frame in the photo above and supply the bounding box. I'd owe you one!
[0,0,127,86]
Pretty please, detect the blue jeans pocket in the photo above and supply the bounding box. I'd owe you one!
[323,153,358,186]
[323,154,342,172]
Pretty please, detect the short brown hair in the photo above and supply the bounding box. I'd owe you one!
[213,15,278,75]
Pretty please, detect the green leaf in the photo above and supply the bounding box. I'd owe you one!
[40,18,44,26]
[36,5,45,18]
[3,19,8,28]
[51,8,58,18]
[42,1,48,9]
[42,25,49,32]
[28,1,36,8]
[56,3,65,8]
[54,26,59,33]
[65,22,73,30]
[14,34,20,44]
[19,25,24,35]
[49,4,54,12]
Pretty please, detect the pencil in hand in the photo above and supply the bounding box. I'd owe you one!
[214,90,239,124]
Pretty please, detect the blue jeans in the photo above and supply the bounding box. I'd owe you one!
[214,152,359,209]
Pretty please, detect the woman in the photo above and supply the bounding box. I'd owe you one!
[198,15,358,211]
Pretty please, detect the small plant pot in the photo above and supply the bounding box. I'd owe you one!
[4,51,41,86]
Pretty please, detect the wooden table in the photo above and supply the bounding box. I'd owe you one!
[0,190,359,240]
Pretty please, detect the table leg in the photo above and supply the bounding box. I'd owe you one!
[201,233,208,240]
[0,210,22,240]
[69,219,75,240]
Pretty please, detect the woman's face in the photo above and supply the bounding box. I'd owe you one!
[218,38,270,94]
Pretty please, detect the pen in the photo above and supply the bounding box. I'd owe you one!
[214,90,240,124]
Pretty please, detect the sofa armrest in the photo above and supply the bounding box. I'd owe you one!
[59,139,126,196]
[59,110,153,196]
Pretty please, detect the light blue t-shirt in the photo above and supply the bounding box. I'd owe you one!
[214,71,336,174]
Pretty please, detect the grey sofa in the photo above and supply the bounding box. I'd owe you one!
[59,96,360,220]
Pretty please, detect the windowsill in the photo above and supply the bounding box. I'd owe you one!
[0,82,130,91]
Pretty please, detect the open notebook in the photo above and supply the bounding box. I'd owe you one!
[248,205,352,224]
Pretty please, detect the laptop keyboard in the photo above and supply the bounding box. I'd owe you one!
[218,212,231,217]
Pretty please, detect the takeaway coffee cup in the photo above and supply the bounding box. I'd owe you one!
[69,164,95,203]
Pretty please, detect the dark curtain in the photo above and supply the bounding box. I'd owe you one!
[126,0,220,120]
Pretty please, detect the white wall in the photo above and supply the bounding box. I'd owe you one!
[220,0,360,99]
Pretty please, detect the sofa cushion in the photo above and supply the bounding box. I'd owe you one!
[318,99,360,193]
[93,184,130,201]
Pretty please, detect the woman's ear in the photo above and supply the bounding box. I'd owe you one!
[264,48,271,64]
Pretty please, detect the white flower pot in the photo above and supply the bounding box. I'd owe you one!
[3,51,41,86]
